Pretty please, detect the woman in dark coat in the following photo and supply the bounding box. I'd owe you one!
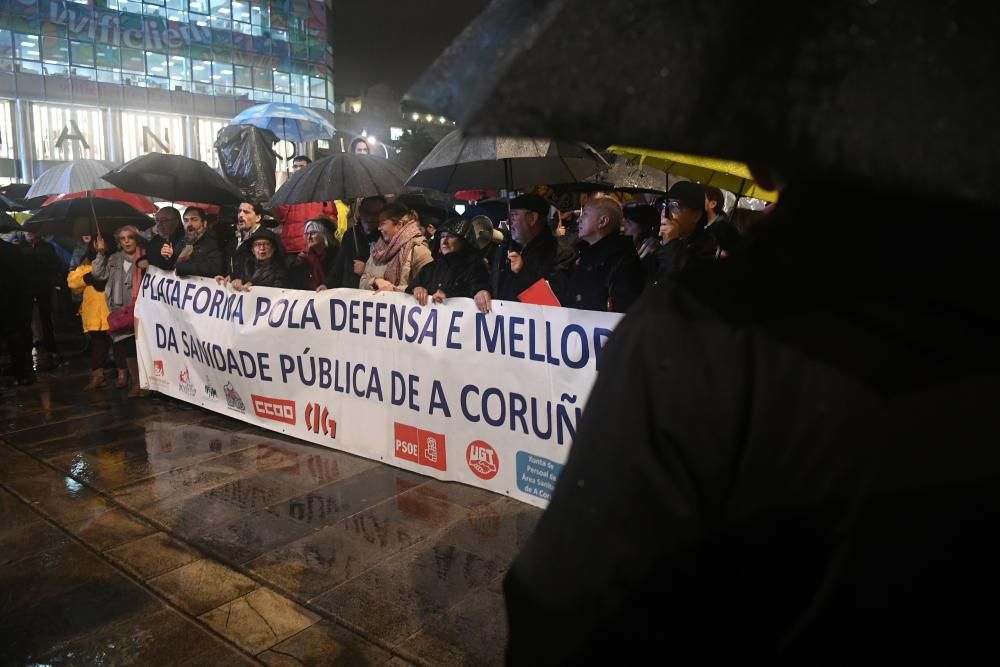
[408,217,492,313]
[229,227,289,291]
[289,217,339,291]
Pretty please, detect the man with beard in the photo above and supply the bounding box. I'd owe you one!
[320,196,385,290]
[160,207,224,278]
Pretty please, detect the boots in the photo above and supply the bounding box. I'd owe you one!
[126,358,149,399]
[84,369,106,391]
[115,368,129,388]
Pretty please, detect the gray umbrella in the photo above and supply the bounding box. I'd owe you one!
[25,159,119,198]
[581,155,668,194]
[405,0,1000,209]
[404,131,606,193]
[268,153,410,207]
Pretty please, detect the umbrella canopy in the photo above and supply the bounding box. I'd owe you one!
[23,197,153,240]
[0,211,19,232]
[268,153,410,207]
[0,194,28,212]
[609,147,778,202]
[570,154,669,194]
[43,188,158,214]
[405,0,1000,209]
[230,102,335,143]
[404,131,607,193]
[25,159,118,198]
[103,153,243,205]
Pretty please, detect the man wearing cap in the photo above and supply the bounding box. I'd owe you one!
[495,193,576,304]
[656,180,719,278]
[565,197,644,313]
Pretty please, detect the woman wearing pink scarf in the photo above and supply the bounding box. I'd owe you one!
[359,203,433,293]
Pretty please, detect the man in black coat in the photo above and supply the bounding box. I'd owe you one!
[565,197,644,313]
[160,206,224,279]
[494,193,575,304]
[2,236,35,384]
[704,184,746,259]
[655,180,719,279]
[145,207,184,271]
[322,196,385,290]
[20,230,65,360]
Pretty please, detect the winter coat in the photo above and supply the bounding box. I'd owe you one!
[20,239,65,294]
[705,214,747,258]
[275,200,345,253]
[290,245,339,291]
[145,225,185,271]
[407,248,491,299]
[566,233,645,313]
[359,235,433,292]
[232,227,289,288]
[326,224,379,289]
[90,248,143,341]
[174,233,225,279]
[495,225,576,304]
[655,224,719,279]
[67,264,110,333]
[504,186,1000,664]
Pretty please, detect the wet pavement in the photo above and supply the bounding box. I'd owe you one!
[1,358,540,666]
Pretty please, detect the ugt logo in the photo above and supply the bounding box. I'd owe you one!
[252,394,296,425]
[466,440,499,480]
[304,402,337,439]
[393,422,447,472]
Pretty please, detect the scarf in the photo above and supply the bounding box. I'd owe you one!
[370,219,424,285]
[305,246,328,289]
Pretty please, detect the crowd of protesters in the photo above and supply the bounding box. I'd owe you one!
[2,176,757,388]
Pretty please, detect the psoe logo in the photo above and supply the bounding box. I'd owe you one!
[153,360,165,377]
[466,440,499,480]
[304,402,337,439]
[223,382,245,412]
[393,422,447,472]
[177,367,196,396]
[252,394,296,425]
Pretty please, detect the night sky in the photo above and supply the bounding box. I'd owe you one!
[333,0,491,98]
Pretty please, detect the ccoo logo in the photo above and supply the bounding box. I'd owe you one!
[251,394,296,425]
[466,440,499,480]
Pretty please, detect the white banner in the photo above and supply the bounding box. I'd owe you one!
[134,267,622,508]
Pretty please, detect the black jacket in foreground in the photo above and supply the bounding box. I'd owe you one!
[504,184,1000,665]
[495,225,576,303]
[408,248,490,299]
[565,232,644,313]
[174,233,224,279]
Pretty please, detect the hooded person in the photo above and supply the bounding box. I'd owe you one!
[408,217,492,313]
[229,227,289,291]
[291,217,340,290]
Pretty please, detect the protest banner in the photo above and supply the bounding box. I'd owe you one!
[134,267,622,508]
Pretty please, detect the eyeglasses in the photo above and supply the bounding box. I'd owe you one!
[118,235,136,241]
[661,200,683,215]
[252,241,273,250]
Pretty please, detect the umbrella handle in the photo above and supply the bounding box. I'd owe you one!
[87,191,103,241]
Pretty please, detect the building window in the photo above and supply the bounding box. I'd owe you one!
[15,33,40,61]
[70,41,95,68]
[197,117,227,166]
[120,110,184,161]
[95,44,120,70]
[233,64,251,87]
[169,54,188,79]
[31,104,106,161]
[146,51,168,77]
[273,70,289,94]
[121,48,145,73]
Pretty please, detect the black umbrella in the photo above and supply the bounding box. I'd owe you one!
[0,211,19,232]
[0,194,28,212]
[23,197,153,240]
[268,153,410,207]
[404,131,607,193]
[103,153,243,205]
[405,0,1000,209]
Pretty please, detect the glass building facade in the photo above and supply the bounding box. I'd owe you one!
[0,0,333,181]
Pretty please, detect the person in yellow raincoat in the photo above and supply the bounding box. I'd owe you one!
[67,244,114,390]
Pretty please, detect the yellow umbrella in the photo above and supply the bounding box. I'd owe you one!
[608,146,779,203]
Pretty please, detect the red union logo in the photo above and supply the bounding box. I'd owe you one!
[251,394,296,425]
[153,360,165,377]
[466,440,499,480]
[393,422,447,472]
[304,402,337,438]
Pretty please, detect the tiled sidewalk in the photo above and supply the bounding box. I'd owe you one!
[1,360,539,665]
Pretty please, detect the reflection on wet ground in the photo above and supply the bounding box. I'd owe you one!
[1,359,541,665]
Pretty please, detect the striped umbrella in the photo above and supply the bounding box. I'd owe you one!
[26,159,119,198]
[230,102,335,143]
